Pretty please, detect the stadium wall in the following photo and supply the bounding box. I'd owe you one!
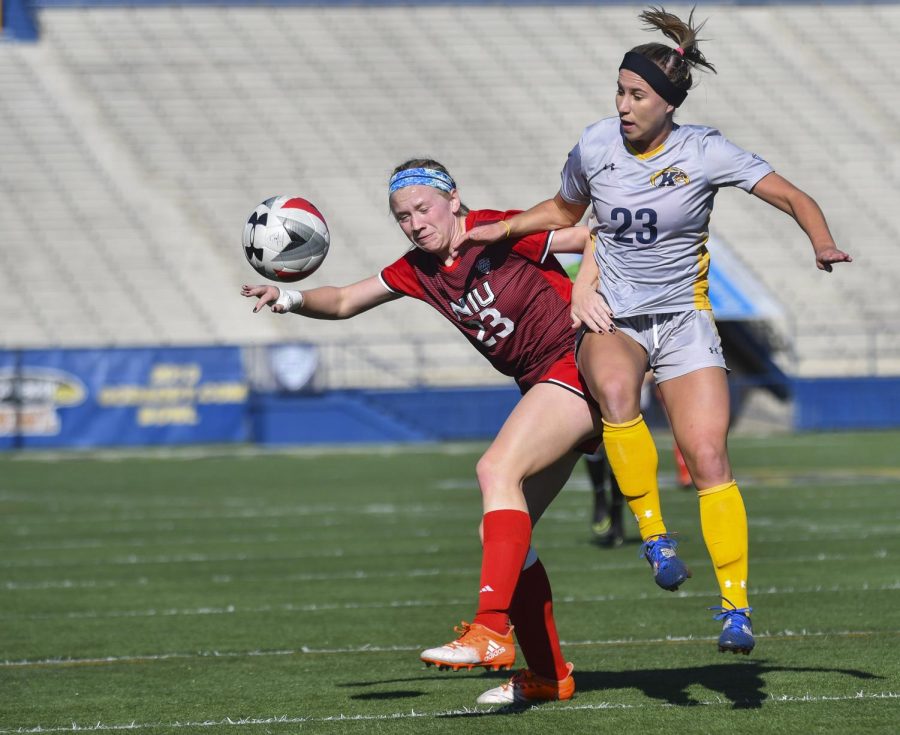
[1,0,38,39]
[792,377,900,431]
[249,377,900,441]
[2,345,900,450]
[250,387,522,445]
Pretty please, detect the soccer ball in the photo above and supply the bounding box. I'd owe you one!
[242,195,330,282]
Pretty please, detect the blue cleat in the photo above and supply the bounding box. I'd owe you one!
[640,533,691,591]
[711,603,755,654]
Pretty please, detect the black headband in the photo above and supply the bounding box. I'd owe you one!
[619,51,688,108]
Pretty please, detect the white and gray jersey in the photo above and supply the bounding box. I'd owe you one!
[560,117,773,317]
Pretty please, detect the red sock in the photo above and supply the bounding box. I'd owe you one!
[509,559,568,681]
[473,509,532,634]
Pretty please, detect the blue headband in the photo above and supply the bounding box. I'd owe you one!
[388,167,456,194]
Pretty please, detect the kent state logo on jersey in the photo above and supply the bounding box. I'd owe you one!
[649,167,691,188]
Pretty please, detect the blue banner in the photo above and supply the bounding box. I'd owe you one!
[2,0,39,41]
[0,346,248,449]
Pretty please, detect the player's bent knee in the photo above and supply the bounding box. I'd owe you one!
[590,380,641,420]
[475,453,522,498]
[685,442,730,483]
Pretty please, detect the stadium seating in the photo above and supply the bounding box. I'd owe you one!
[1,4,897,378]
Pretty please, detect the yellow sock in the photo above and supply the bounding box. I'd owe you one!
[602,415,666,540]
[698,480,749,610]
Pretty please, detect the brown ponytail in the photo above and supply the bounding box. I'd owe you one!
[631,6,716,93]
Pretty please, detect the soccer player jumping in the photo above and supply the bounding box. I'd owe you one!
[463,7,851,654]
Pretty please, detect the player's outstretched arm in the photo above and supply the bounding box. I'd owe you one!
[452,194,589,258]
[751,173,853,272]
[570,239,615,334]
[241,276,400,319]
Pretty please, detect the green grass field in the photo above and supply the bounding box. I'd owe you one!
[2,431,899,734]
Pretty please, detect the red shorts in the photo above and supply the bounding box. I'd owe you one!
[523,352,602,454]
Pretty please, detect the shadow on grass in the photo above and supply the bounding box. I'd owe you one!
[573,660,880,710]
[434,660,881,717]
[349,690,425,701]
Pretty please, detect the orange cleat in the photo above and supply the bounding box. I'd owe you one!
[674,442,693,489]
[476,663,575,704]
[420,621,516,671]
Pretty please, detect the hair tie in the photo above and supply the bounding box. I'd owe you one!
[675,46,685,56]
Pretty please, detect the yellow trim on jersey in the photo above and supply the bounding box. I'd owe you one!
[625,139,667,160]
[693,236,712,310]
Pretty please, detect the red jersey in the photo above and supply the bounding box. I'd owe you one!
[379,209,576,392]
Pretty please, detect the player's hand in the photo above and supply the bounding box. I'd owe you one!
[815,246,852,273]
[241,284,285,313]
[571,286,615,334]
[449,221,507,259]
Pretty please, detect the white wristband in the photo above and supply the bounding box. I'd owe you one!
[275,288,304,313]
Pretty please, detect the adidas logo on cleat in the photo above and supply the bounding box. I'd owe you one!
[420,621,516,671]
[483,640,506,662]
[479,584,494,593]
[660,547,676,559]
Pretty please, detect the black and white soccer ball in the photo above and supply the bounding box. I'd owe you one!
[242,195,330,282]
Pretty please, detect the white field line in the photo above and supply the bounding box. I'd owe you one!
[2,442,486,464]
[2,508,897,548]
[0,546,462,570]
[0,503,475,528]
[2,467,895,511]
[1,528,895,564]
[1,471,896,514]
[4,581,899,622]
[4,527,898,569]
[4,477,899,526]
[5,521,897,555]
[1,691,898,732]
[2,550,892,591]
[8,433,882,464]
[3,629,895,669]
[0,433,891,462]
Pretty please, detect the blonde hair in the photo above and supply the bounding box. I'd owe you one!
[631,6,716,93]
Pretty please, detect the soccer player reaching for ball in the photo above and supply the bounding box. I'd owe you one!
[243,158,684,705]
[462,7,851,655]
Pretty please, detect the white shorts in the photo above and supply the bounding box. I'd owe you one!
[614,310,728,383]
